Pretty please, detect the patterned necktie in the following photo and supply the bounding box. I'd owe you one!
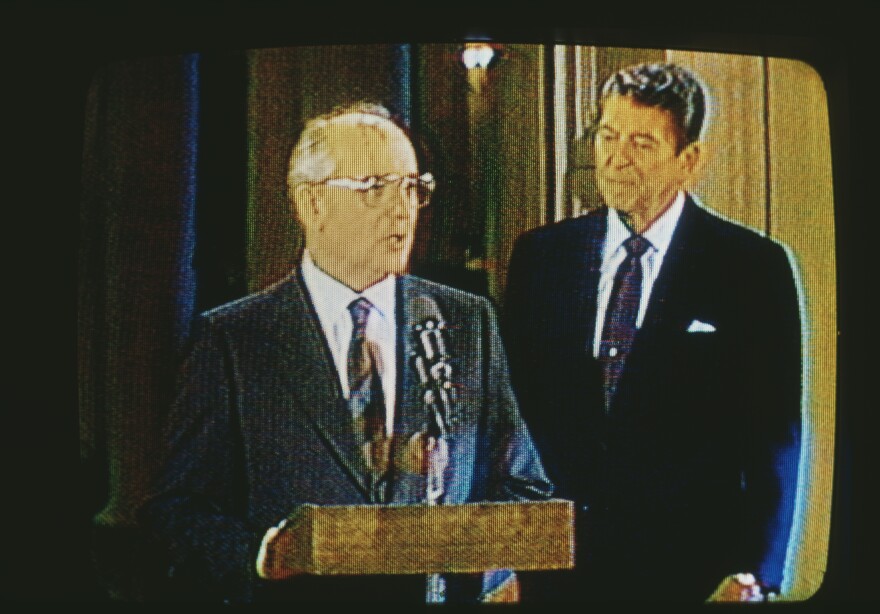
[599,234,650,411]
[347,298,389,481]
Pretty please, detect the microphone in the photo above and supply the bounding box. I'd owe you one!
[410,295,453,604]
[410,296,455,439]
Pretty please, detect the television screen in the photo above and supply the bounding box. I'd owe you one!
[8,10,865,605]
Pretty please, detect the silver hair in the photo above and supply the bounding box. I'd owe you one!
[287,102,397,193]
[600,63,707,151]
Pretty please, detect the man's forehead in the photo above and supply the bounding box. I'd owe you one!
[325,122,416,175]
[598,96,680,142]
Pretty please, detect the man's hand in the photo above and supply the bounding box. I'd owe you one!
[256,519,302,581]
[707,573,773,602]
[400,431,448,475]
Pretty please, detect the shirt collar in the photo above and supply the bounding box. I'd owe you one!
[606,190,686,257]
[300,250,396,324]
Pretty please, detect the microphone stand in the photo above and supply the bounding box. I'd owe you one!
[414,317,453,603]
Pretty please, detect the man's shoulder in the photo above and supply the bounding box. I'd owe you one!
[520,208,605,242]
[200,272,300,324]
[511,209,606,261]
[401,275,490,311]
[690,200,789,258]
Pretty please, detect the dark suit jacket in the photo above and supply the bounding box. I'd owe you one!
[504,198,802,600]
[140,269,552,602]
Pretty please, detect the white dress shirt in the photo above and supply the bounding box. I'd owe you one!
[300,250,396,436]
[592,191,686,358]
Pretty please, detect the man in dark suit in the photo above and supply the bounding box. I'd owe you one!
[504,64,802,602]
[140,102,552,603]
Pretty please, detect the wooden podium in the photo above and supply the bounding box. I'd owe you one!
[263,499,574,577]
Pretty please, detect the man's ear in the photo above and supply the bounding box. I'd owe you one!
[293,184,323,232]
[679,141,703,176]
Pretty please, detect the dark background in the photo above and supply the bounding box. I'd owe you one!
[4,1,872,604]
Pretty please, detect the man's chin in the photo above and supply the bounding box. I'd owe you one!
[375,253,412,278]
[385,260,411,277]
[603,200,636,215]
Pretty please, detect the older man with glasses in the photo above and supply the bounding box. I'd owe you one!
[139,102,552,604]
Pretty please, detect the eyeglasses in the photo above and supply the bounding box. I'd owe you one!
[312,172,435,208]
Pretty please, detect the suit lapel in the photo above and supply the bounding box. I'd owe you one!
[610,199,704,413]
[618,197,707,407]
[639,196,703,336]
[274,270,373,499]
[395,277,428,439]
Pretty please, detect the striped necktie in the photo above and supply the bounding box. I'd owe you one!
[347,298,390,487]
[598,234,650,411]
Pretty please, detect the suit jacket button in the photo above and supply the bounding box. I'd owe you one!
[580,504,590,513]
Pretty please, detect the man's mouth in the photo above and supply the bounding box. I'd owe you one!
[600,176,632,185]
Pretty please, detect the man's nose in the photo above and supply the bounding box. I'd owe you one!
[609,144,634,168]
[601,141,633,168]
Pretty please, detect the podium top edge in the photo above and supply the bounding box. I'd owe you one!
[291,499,573,511]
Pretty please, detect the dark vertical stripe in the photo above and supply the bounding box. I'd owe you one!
[176,53,199,350]
[194,51,248,313]
[391,44,412,126]
[80,68,110,462]
[763,56,773,236]
[544,44,556,224]
[409,44,421,134]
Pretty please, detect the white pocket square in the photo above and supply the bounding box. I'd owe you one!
[687,319,716,333]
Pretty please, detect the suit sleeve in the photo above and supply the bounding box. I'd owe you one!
[138,314,262,602]
[478,297,554,503]
[741,242,803,592]
[502,232,537,373]
[500,231,541,427]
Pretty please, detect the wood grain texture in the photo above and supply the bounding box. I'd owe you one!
[272,500,575,576]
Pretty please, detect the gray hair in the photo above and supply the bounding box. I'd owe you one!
[600,63,707,152]
[287,102,397,192]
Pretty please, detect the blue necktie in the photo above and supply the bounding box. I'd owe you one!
[347,298,389,483]
[599,234,650,411]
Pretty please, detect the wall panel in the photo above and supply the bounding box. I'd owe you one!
[491,44,547,302]
[666,50,767,231]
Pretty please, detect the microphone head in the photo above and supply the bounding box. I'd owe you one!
[410,295,444,329]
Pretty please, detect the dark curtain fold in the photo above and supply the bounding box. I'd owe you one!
[79,53,200,599]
